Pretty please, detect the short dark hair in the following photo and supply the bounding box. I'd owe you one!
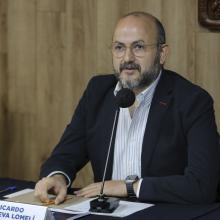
[121,11,166,44]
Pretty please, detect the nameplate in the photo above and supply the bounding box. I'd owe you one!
[0,200,53,220]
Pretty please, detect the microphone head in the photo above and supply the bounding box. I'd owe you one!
[115,88,135,108]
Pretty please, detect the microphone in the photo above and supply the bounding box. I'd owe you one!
[89,88,135,213]
[115,88,136,108]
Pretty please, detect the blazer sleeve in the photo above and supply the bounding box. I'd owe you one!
[39,81,90,184]
[139,90,220,204]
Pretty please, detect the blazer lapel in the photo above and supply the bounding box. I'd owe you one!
[100,88,119,180]
[141,70,173,176]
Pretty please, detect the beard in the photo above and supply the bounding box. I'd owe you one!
[114,50,161,90]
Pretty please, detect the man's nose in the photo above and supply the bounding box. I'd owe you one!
[123,47,135,62]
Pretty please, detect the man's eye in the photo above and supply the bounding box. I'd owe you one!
[134,44,145,50]
[114,45,124,51]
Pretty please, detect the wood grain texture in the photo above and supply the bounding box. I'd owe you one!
[162,0,197,81]
[195,33,220,130]
[0,0,219,187]
[7,0,37,179]
[0,0,7,175]
[37,0,66,12]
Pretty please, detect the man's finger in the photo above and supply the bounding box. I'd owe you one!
[55,186,67,205]
[75,183,101,194]
[34,179,51,202]
[35,177,62,202]
[75,184,101,197]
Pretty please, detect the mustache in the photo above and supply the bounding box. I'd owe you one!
[119,62,141,73]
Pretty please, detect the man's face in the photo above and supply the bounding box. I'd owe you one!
[112,16,164,91]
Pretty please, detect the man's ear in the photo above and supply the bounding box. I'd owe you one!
[159,44,169,65]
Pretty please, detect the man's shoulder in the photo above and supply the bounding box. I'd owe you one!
[164,69,197,88]
[89,74,117,83]
[87,74,117,89]
[84,74,117,100]
[162,69,213,112]
[163,69,211,99]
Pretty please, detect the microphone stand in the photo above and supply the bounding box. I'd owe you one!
[89,109,120,213]
[89,88,135,213]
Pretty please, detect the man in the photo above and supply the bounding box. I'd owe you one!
[35,12,220,205]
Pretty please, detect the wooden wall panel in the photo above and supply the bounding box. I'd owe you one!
[37,0,66,12]
[162,0,197,81]
[0,0,7,175]
[67,0,98,186]
[0,0,219,186]
[195,33,220,130]
[97,0,129,72]
[129,0,162,19]
[7,0,37,179]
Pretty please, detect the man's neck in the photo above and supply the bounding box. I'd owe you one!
[132,86,148,96]
[132,70,162,95]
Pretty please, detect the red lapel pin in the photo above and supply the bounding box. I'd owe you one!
[159,101,167,106]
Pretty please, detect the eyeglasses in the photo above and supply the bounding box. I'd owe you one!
[111,41,160,58]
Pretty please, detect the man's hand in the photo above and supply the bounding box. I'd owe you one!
[34,174,67,205]
[74,180,127,198]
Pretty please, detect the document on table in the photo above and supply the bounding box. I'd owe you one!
[5,190,88,209]
[4,189,34,198]
[4,189,90,219]
[4,188,154,217]
[65,198,154,217]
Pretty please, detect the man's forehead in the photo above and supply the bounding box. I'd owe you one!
[113,16,157,42]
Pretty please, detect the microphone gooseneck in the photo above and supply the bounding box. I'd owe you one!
[100,88,135,196]
[89,88,135,213]
[99,109,119,196]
